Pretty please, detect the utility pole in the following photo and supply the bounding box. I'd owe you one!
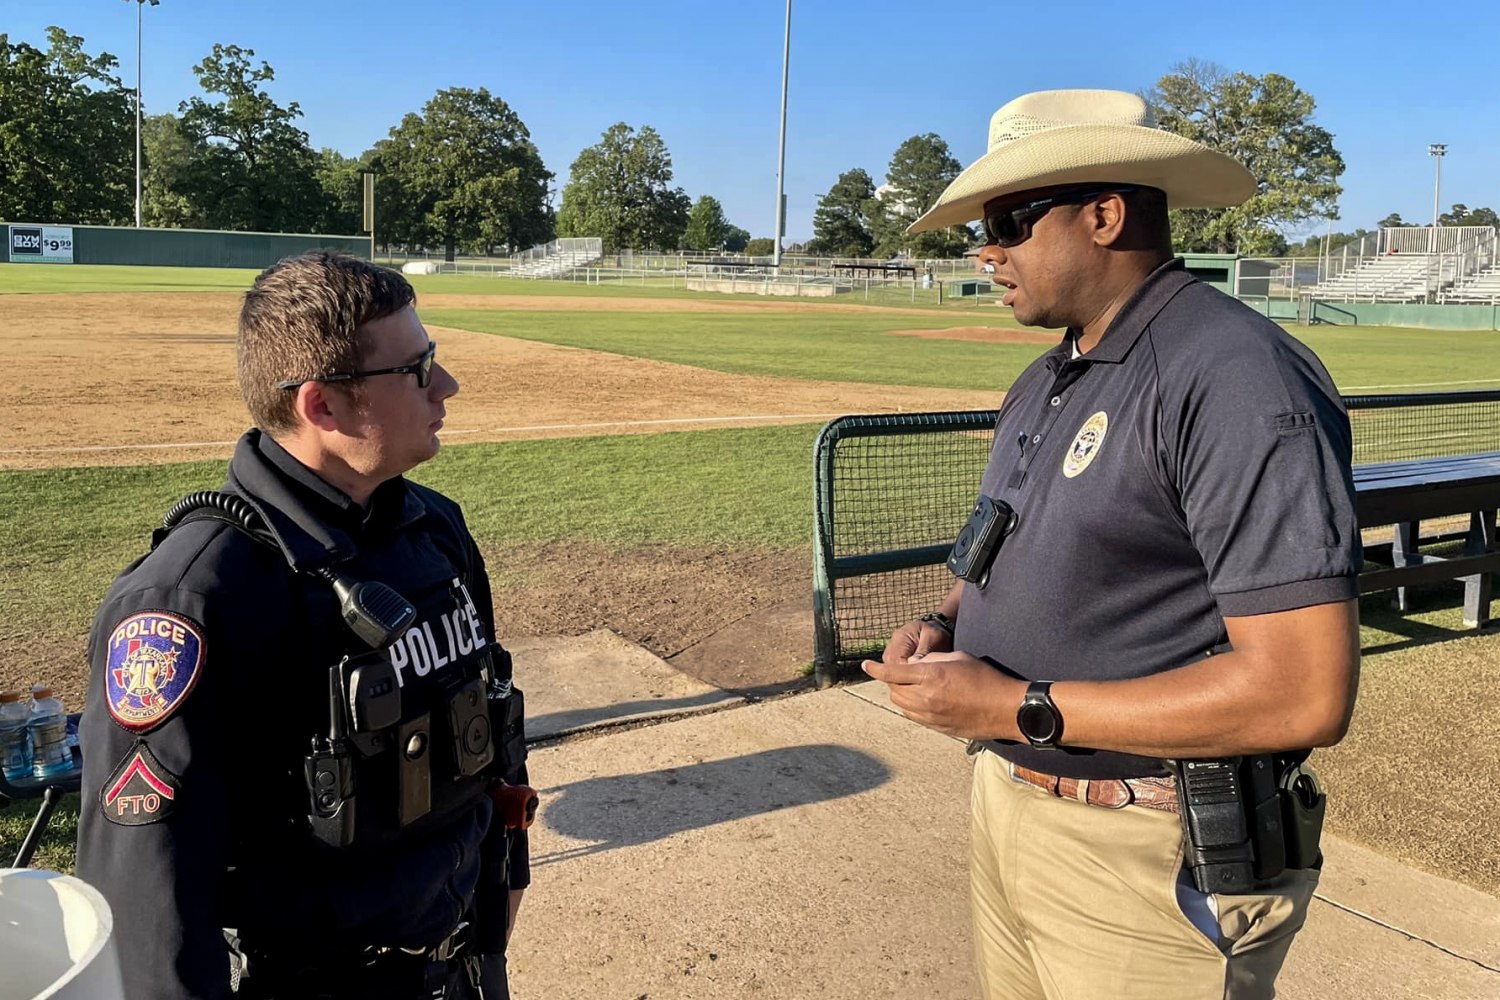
[772,0,791,267]
[127,0,161,228]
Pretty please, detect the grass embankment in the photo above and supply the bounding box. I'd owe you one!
[0,424,817,656]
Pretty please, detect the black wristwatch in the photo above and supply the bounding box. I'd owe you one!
[917,611,954,635]
[1016,681,1064,749]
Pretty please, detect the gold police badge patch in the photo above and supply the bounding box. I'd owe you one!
[1062,411,1109,479]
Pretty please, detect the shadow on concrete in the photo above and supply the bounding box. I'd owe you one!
[531,743,889,865]
[528,690,744,740]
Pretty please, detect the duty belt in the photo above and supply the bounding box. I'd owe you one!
[387,919,472,963]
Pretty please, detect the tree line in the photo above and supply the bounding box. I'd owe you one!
[6,30,1479,262]
[1284,205,1500,258]
[805,61,1359,259]
[0,27,752,258]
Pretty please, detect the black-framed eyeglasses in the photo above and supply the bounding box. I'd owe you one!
[981,186,1137,248]
[276,341,437,391]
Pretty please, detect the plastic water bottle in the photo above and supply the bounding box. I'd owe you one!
[0,690,32,782]
[28,686,74,780]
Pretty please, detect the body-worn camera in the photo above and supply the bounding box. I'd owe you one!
[947,494,1019,589]
[446,676,495,777]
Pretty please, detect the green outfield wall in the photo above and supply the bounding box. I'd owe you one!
[3,222,372,269]
[1306,300,1500,331]
[1240,296,1500,330]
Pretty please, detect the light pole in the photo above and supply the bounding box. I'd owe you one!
[1428,143,1447,248]
[771,0,791,267]
[127,0,160,229]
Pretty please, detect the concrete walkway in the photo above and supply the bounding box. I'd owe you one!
[507,642,1500,1000]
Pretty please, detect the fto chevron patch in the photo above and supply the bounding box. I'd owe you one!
[101,742,181,826]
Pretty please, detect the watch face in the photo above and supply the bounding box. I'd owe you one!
[1018,702,1059,744]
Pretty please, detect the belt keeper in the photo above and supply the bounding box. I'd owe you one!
[1076,778,1089,804]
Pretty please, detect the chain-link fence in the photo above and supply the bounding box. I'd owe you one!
[1346,391,1500,465]
[813,412,999,682]
[812,391,1500,684]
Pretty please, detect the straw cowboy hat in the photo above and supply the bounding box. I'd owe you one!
[908,89,1256,233]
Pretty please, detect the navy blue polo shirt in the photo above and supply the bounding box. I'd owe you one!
[956,259,1360,780]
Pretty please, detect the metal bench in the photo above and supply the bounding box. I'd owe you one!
[812,393,1500,685]
[1354,451,1500,626]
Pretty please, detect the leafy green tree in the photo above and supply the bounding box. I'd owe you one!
[1377,212,1411,229]
[1149,60,1343,255]
[372,87,552,259]
[1438,204,1500,229]
[0,28,134,224]
[682,195,732,251]
[743,237,775,256]
[555,123,691,252]
[806,168,876,258]
[723,224,750,253]
[312,147,367,236]
[1285,227,1374,257]
[177,44,325,232]
[869,134,971,258]
[141,113,202,228]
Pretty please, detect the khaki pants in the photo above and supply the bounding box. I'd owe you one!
[970,750,1318,1000]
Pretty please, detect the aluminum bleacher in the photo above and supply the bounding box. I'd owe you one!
[509,238,603,279]
[1302,225,1496,304]
[1444,264,1500,304]
[1304,253,1456,303]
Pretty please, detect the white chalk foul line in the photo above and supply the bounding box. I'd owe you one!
[0,439,240,456]
[0,413,848,456]
[442,413,845,435]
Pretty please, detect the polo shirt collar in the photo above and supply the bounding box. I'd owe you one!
[1063,258,1197,366]
[225,429,429,570]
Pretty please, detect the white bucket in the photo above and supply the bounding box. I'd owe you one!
[0,869,124,999]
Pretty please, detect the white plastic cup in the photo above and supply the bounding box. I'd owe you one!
[0,868,125,999]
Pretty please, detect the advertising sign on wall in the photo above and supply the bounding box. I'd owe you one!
[8,225,75,263]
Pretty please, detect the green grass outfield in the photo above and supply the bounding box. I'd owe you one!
[0,262,983,309]
[425,307,1500,394]
[6,262,1499,394]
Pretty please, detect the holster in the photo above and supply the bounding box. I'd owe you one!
[1277,757,1326,870]
[491,687,526,778]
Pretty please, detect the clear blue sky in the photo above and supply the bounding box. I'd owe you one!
[4,0,1497,244]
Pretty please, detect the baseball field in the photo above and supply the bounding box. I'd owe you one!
[1,263,1498,895]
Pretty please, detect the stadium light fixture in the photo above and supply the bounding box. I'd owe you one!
[126,0,161,229]
[1428,143,1447,230]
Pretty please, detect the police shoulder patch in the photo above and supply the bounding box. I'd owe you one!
[104,610,206,733]
[101,741,180,826]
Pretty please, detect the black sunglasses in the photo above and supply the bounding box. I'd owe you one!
[276,341,438,391]
[981,186,1137,248]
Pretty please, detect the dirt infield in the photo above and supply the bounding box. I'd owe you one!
[0,292,1003,470]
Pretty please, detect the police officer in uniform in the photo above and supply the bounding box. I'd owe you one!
[864,91,1362,999]
[77,251,529,999]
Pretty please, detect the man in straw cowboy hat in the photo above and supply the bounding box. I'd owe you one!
[864,90,1361,999]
